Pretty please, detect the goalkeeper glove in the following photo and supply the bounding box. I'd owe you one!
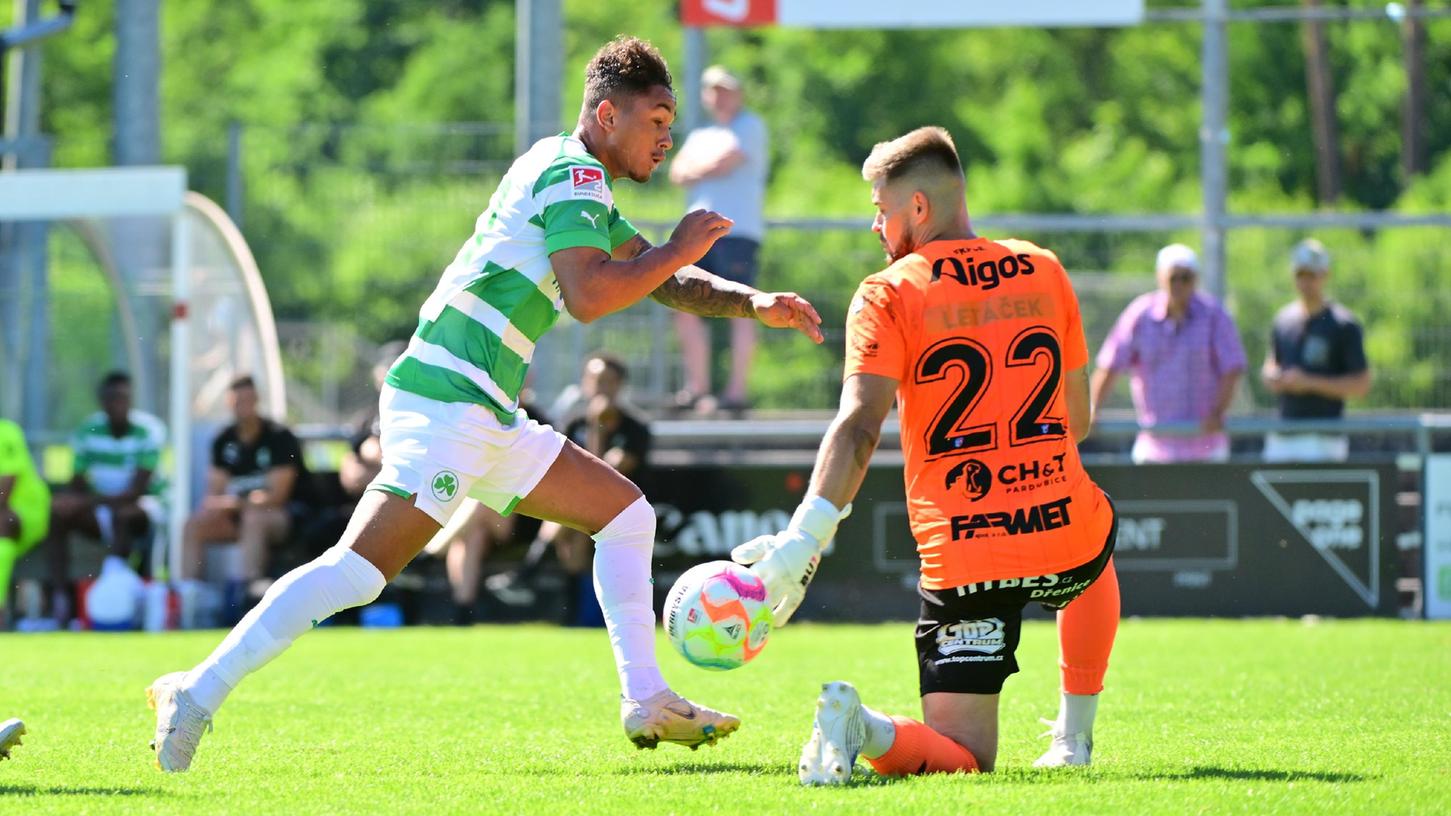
[730,495,851,626]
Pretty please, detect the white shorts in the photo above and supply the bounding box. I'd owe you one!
[1263,432,1349,463]
[368,385,566,525]
[1131,434,1230,464]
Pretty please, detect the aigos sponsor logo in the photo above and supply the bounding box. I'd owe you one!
[944,458,992,502]
[931,252,1036,291]
[1291,499,1365,551]
[951,497,1072,540]
[936,618,1007,656]
[997,453,1068,495]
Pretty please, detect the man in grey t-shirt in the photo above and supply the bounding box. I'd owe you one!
[1261,239,1372,461]
[669,65,769,414]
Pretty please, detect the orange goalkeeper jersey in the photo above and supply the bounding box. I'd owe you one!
[844,238,1114,591]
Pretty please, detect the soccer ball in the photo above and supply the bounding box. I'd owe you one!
[664,561,772,671]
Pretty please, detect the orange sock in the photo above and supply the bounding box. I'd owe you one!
[1057,558,1120,695]
[865,717,979,776]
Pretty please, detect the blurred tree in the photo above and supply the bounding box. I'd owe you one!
[7,0,1451,412]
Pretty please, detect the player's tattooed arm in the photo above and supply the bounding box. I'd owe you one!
[611,235,824,341]
[611,233,653,261]
[656,264,825,341]
[614,233,756,318]
[652,267,759,319]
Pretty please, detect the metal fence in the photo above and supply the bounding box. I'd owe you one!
[220,122,1451,426]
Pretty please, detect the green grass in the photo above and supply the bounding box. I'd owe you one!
[2,619,1449,814]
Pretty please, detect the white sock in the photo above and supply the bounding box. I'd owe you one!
[859,704,897,759]
[591,496,667,702]
[1058,692,1099,737]
[181,546,386,713]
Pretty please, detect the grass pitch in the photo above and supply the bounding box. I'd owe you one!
[2,618,1448,814]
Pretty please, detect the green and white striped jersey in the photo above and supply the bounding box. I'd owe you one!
[72,410,166,497]
[386,134,639,423]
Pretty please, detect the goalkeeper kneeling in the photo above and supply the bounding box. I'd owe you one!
[732,126,1121,784]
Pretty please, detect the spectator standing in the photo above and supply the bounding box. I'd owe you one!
[668,65,769,414]
[1092,244,1247,463]
[0,419,51,628]
[181,376,306,615]
[46,371,166,622]
[488,353,651,625]
[1261,239,1371,462]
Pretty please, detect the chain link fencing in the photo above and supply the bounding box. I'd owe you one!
[195,122,1451,425]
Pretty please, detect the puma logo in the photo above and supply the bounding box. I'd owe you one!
[580,210,601,228]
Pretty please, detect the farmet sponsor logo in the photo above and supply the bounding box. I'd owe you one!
[950,497,1072,540]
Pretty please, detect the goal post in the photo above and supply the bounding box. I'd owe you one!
[0,166,189,578]
[0,166,286,582]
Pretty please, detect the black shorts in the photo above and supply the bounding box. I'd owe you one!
[695,236,760,287]
[914,501,1118,696]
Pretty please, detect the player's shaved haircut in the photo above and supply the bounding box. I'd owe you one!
[861,126,964,186]
[583,35,674,112]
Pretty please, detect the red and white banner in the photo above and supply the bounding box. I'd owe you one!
[682,0,778,27]
[682,0,1143,29]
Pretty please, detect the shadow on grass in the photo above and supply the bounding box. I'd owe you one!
[787,765,1371,789]
[0,784,165,796]
[994,764,1370,786]
[612,760,793,776]
[1173,766,1369,784]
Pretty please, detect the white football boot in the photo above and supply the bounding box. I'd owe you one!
[799,681,866,786]
[0,718,26,760]
[1033,718,1092,767]
[621,689,740,750]
[147,672,214,772]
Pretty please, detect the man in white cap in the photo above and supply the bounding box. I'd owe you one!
[1091,243,1247,463]
[668,65,769,414]
[1261,239,1371,461]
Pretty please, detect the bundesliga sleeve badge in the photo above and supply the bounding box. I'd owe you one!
[570,166,606,200]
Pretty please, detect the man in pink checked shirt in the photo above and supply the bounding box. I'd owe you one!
[1090,244,1247,463]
